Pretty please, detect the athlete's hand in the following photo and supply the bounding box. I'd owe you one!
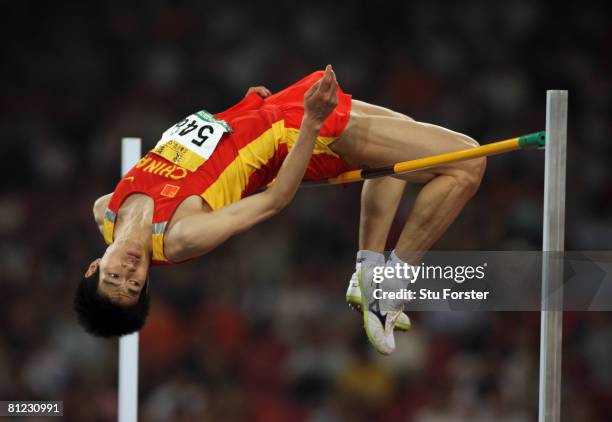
[246,86,272,98]
[303,65,338,127]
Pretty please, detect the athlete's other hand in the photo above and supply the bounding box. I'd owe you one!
[246,86,272,98]
[304,65,338,127]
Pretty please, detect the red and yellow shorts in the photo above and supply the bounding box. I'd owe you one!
[265,70,353,178]
[200,71,354,209]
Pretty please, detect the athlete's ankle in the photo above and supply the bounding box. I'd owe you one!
[383,250,414,310]
[356,250,385,268]
[386,250,405,266]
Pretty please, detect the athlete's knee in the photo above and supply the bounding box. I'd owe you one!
[457,133,486,169]
[465,155,486,187]
[446,137,486,195]
[452,158,486,196]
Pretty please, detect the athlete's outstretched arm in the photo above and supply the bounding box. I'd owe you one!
[166,66,339,260]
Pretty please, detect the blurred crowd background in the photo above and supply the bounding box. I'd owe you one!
[1,1,611,420]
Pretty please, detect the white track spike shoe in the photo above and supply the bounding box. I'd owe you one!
[358,263,409,355]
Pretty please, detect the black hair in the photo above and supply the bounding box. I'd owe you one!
[73,266,150,338]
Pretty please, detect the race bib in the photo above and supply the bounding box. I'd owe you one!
[152,110,232,172]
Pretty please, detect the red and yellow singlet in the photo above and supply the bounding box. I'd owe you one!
[103,71,354,265]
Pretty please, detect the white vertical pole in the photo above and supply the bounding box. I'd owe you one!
[119,137,141,422]
[538,91,567,422]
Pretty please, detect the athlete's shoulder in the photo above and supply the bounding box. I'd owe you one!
[93,193,111,230]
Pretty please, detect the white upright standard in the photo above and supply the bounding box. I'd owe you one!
[119,137,141,422]
[538,91,568,422]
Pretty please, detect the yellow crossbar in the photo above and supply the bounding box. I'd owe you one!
[301,131,544,187]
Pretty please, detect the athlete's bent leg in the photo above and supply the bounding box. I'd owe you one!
[393,158,485,262]
[332,100,486,354]
[350,100,411,253]
[344,102,411,330]
[345,177,412,331]
[333,100,486,259]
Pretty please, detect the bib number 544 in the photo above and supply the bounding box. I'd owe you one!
[171,118,215,147]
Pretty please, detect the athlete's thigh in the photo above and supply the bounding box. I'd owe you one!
[338,101,432,183]
[350,99,415,121]
[332,101,478,176]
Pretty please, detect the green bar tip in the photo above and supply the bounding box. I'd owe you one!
[519,131,546,149]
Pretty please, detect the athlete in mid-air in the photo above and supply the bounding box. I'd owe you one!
[75,66,485,354]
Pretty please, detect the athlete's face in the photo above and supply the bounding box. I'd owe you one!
[88,240,150,306]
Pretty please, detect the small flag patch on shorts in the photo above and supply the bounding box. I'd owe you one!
[161,184,180,198]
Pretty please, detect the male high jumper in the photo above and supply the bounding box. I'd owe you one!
[75,66,485,355]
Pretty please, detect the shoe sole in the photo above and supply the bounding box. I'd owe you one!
[358,271,395,355]
[358,270,381,354]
